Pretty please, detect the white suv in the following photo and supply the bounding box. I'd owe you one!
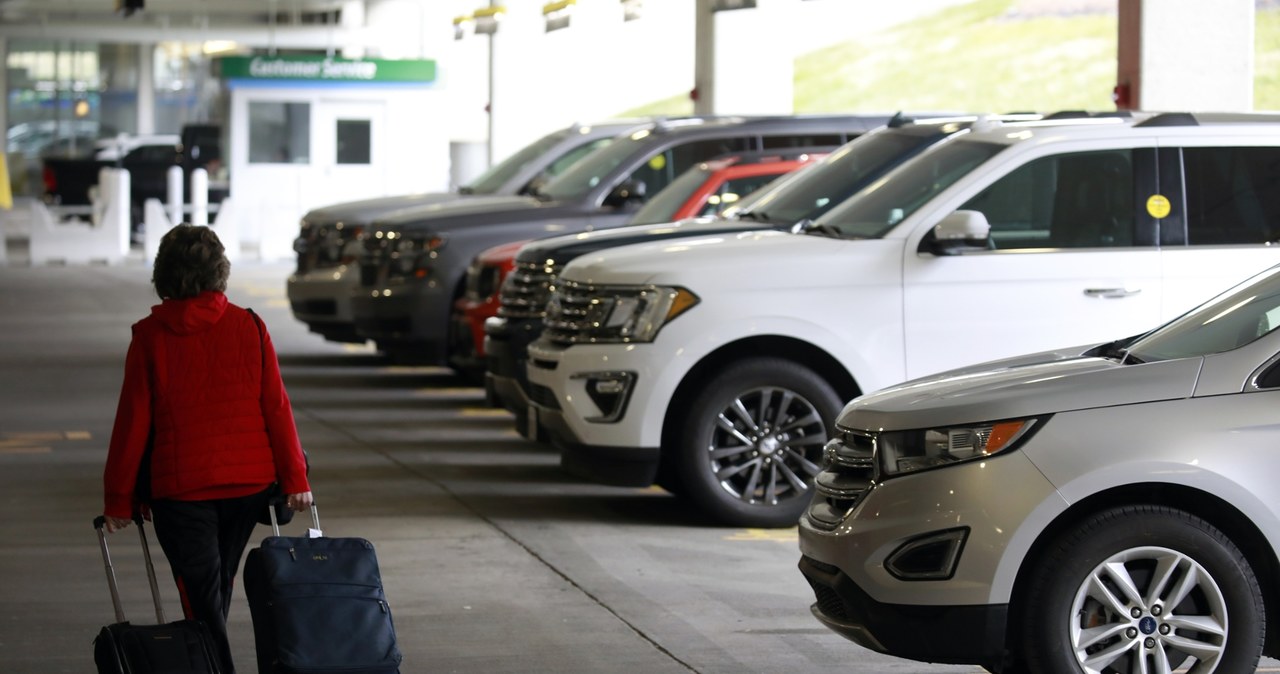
[525,112,1280,527]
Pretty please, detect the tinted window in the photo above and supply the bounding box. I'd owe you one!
[623,138,752,204]
[960,150,1136,250]
[817,139,1004,239]
[249,101,309,164]
[336,119,371,164]
[740,130,945,225]
[465,128,572,194]
[762,133,846,149]
[1127,265,1280,362]
[1183,147,1280,245]
[629,164,712,225]
[699,173,782,216]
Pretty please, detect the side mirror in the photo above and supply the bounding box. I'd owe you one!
[928,210,992,255]
[604,179,647,209]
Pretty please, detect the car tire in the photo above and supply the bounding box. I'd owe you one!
[674,357,839,528]
[1021,505,1263,674]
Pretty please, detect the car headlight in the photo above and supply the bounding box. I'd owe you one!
[875,417,1044,477]
[389,233,446,279]
[549,284,699,343]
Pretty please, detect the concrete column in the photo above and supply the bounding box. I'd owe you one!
[487,3,543,164]
[1117,0,1253,112]
[137,43,155,135]
[694,0,795,116]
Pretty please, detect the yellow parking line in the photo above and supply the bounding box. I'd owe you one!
[0,446,52,454]
[459,408,511,418]
[724,528,799,543]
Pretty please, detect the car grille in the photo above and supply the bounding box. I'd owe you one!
[498,260,558,319]
[295,220,362,274]
[290,299,337,316]
[541,280,593,345]
[359,236,391,287]
[805,428,878,531]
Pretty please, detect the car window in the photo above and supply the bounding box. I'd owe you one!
[464,128,571,194]
[816,139,1005,239]
[628,164,712,225]
[762,133,846,149]
[958,149,1136,250]
[698,173,782,216]
[1182,146,1280,245]
[542,138,613,177]
[1126,265,1280,362]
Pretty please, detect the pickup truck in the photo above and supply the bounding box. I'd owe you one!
[41,124,224,226]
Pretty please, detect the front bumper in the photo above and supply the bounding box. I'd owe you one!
[525,338,676,486]
[286,266,362,343]
[484,316,546,436]
[350,280,450,363]
[797,451,1063,667]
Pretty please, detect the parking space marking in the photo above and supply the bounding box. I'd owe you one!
[724,528,798,543]
[460,408,512,418]
[0,430,90,454]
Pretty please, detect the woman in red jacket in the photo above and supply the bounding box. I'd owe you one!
[102,223,313,673]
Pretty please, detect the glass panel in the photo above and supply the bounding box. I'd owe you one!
[1183,147,1280,245]
[249,101,310,164]
[959,149,1135,250]
[336,119,371,164]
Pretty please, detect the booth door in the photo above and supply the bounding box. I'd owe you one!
[311,100,388,206]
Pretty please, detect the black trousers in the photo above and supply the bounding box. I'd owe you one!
[150,488,270,674]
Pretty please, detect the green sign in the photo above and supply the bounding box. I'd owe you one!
[216,56,436,83]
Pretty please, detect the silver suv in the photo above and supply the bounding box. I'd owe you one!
[799,263,1280,672]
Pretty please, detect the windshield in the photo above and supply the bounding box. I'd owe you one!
[812,139,1005,238]
[737,128,952,225]
[1124,265,1280,363]
[464,128,571,195]
[539,128,655,202]
[628,164,712,225]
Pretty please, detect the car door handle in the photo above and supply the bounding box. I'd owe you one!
[1084,287,1143,298]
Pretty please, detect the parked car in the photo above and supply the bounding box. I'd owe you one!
[449,148,827,374]
[41,124,224,231]
[351,114,889,365]
[286,119,651,344]
[486,114,1037,439]
[798,262,1280,673]
[525,112,1280,528]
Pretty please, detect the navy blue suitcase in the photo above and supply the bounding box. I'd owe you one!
[243,504,401,674]
[92,516,222,674]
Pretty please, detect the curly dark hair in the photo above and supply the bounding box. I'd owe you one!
[152,224,231,300]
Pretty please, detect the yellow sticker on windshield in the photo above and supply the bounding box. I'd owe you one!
[648,155,667,171]
[1146,194,1171,219]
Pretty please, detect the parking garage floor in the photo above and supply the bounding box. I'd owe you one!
[2,258,1278,674]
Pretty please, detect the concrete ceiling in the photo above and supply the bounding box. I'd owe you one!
[0,0,357,49]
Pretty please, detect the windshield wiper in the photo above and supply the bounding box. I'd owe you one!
[792,219,844,239]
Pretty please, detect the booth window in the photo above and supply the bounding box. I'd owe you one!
[336,119,371,164]
[249,101,310,164]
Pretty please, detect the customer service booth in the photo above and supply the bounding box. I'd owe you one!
[216,55,447,260]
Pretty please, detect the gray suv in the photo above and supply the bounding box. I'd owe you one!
[286,119,649,343]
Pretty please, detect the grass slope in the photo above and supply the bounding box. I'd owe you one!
[623,0,1280,116]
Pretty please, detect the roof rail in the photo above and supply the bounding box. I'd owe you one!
[1134,112,1200,127]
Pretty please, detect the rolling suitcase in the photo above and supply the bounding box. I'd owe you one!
[92,515,222,674]
[243,503,402,674]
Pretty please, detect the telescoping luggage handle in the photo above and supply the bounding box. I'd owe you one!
[92,515,167,625]
[267,496,322,538]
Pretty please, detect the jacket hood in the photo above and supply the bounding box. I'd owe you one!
[151,291,229,336]
[838,355,1203,431]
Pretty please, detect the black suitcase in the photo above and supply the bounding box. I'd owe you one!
[92,516,222,674]
[243,504,401,674]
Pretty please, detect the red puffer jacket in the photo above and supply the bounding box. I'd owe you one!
[103,291,310,519]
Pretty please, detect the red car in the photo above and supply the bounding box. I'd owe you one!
[448,150,825,374]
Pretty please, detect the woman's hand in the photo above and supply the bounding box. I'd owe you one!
[286,491,314,512]
[103,516,133,533]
